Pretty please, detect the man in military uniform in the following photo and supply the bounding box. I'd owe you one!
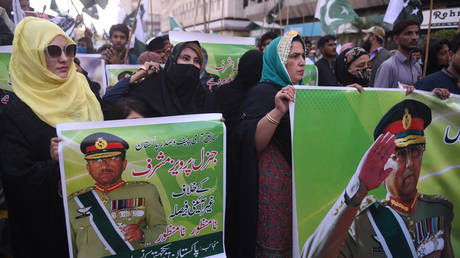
[302,99,454,257]
[68,132,166,257]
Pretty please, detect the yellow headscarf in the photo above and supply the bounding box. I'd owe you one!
[10,17,103,127]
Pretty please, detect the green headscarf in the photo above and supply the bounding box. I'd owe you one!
[260,34,305,87]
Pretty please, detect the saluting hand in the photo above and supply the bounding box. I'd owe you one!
[274,85,296,115]
[358,132,396,191]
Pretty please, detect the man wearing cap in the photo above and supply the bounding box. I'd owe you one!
[67,132,166,257]
[302,100,453,257]
[361,26,392,87]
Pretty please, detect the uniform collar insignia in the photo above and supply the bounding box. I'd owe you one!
[95,180,125,193]
[389,191,418,215]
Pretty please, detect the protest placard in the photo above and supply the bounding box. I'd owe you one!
[57,114,226,257]
[290,88,460,257]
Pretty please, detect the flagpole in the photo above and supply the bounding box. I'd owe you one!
[221,0,225,32]
[286,0,289,30]
[69,0,87,27]
[150,0,154,37]
[194,0,198,30]
[262,0,266,34]
[278,0,283,35]
[124,0,142,64]
[422,0,433,77]
[202,0,207,32]
[208,0,212,33]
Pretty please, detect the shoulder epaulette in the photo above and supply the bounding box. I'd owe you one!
[125,181,151,186]
[358,195,378,214]
[418,193,453,209]
[67,186,93,199]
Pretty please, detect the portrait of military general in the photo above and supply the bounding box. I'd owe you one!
[302,99,454,258]
[67,132,166,257]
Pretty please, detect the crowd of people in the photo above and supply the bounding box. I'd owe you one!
[0,5,458,257]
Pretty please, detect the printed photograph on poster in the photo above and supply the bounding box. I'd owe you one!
[0,45,12,92]
[57,114,226,258]
[290,88,460,257]
[105,64,141,92]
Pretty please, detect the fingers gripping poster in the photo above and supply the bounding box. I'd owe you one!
[57,114,226,258]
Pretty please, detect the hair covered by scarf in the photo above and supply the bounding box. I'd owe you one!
[335,47,370,86]
[260,34,305,87]
[10,17,102,127]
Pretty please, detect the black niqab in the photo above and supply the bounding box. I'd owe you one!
[128,41,216,116]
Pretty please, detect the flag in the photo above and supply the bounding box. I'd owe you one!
[169,12,184,31]
[118,3,146,57]
[383,0,423,25]
[50,15,76,36]
[12,0,25,26]
[315,0,359,35]
[266,0,284,24]
[79,0,109,19]
[50,0,60,13]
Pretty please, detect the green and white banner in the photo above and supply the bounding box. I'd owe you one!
[0,46,12,91]
[57,114,226,258]
[104,64,141,92]
[290,87,460,256]
[169,31,255,85]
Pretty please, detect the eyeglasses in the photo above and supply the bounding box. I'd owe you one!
[87,155,122,166]
[45,44,77,58]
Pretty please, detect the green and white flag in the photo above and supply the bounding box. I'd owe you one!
[169,12,184,31]
[315,0,359,35]
[383,0,423,25]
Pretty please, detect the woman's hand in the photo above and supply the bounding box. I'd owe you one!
[274,85,296,115]
[432,88,450,100]
[346,83,364,93]
[50,137,61,161]
[129,61,161,84]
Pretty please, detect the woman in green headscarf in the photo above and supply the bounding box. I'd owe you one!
[229,34,305,257]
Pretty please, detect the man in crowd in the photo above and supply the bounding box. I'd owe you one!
[374,19,421,88]
[68,132,166,257]
[146,36,167,63]
[302,99,453,257]
[102,24,137,64]
[315,35,338,86]
[258,31,278,52]
[361,26,392,87]
[415,33,460,96]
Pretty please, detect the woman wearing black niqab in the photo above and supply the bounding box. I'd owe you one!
[215,49,263,127]
[128,41,217,116]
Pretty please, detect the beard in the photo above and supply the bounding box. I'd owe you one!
[360,39,372,52]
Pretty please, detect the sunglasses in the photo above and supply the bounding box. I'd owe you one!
[45,44,77,58]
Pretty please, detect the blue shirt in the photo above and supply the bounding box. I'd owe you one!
[414,68,460,95]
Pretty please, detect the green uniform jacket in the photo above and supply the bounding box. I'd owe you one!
[302,193,453,258]
[68,181,166,258]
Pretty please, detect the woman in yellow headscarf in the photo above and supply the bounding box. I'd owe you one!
[1,17,102,257]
